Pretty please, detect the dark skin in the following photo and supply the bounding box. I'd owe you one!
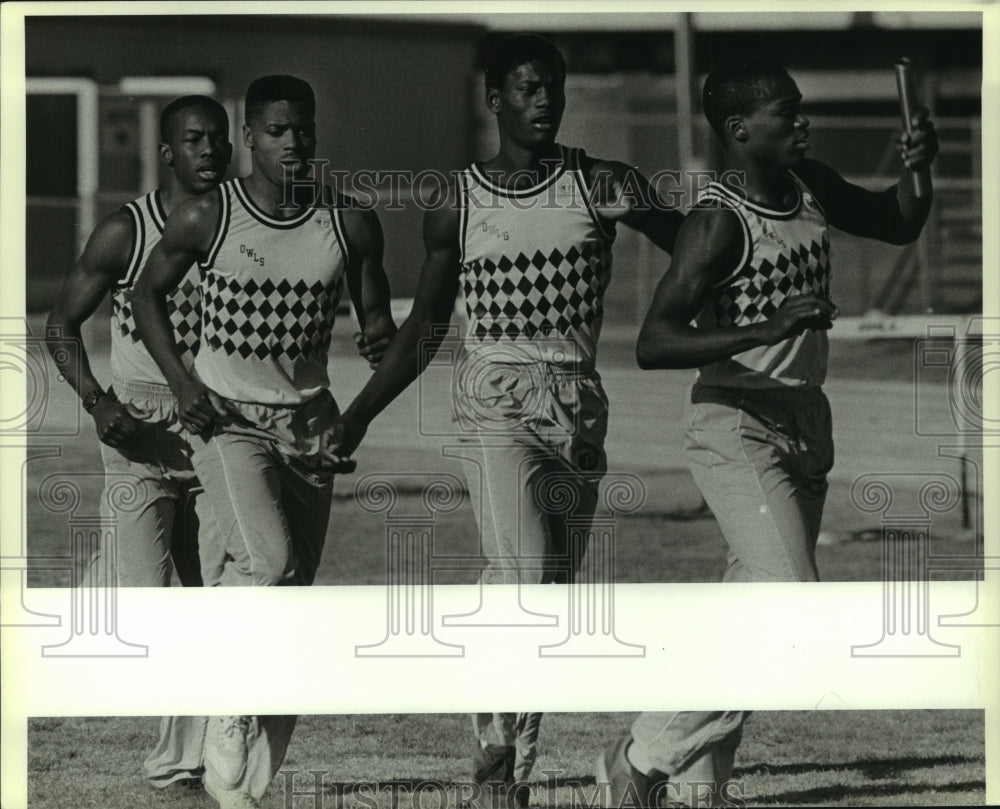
[45,105,233,448]
[329,58,686,461]
[636,73,938,370]
[131,98,396,447]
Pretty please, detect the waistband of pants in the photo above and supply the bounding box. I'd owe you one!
[691,380,824,405]
[111,378,176,402]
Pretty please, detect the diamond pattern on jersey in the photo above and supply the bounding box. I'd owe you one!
[201,273,344,360]
[463,243,610,341]
[715,233,831,326]
[112,278,202,360]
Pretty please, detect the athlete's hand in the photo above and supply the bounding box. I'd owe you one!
[90,394,143,448]
[176,378,232,435]
[354,321,396,370]
[897,109,938,169]
[761,293,839,345]
[325,412,368,469]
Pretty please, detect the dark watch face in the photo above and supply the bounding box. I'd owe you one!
[82,390,103,412]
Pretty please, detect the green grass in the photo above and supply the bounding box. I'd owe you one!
[27,711,986,808]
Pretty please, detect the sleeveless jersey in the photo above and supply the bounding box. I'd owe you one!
[695,173,832,389]
[458,145,615,367]
[110,191,202,388]
[194,179,349,405]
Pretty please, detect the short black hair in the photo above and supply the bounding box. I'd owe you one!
[702,57,794,140]
[484,34,566,91]
[159,95,228,142]
[245,75,315,123]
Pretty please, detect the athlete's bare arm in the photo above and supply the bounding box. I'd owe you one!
[46,211,144,447]
[795,113,937,245]
[636,208,839,370]
[588,159,685,254]
[341,205,397,369]
[132,193,230,434]
[330,184,462,458]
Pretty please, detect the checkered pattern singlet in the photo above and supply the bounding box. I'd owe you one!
[459,145,615,366]
[194,179,349,404]
[110,191,202,388]
[696,173,832,388]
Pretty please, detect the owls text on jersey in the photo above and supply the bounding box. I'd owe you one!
[193,179,350,405]
[694,173,832,389]
[110,190,203,389]
[458,145,615,367]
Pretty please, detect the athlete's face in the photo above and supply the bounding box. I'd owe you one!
[490,60,566,150]
[737,76,810,168]
[161,106,232,195]
[244,100,317,186]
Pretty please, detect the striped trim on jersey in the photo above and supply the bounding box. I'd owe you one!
[119,190,168,288]
[200,180,350,271]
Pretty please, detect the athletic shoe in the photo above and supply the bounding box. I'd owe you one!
[206,715,251,790]
[595,734,669,809]
[158,775,204,794]
[216,791,261,809]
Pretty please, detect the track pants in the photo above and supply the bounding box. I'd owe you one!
[188,395,337,587]
[92,381,208,587]
[684,383,834,582]
[455,362,608,585]
[473,712,545,783]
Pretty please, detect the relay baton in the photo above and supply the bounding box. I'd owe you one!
[894,57,931,198]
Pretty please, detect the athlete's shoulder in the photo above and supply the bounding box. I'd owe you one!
[81,207,136,273]
[170,186,224,230]
[675,204,745,259]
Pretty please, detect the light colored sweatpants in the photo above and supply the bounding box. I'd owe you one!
[456,363,609,585]
[92,380,209,587]
[189,395,337,587]
[629,711,748,807]
[684,383,833,582]
[473,712,545,783]
[143,716,208,787]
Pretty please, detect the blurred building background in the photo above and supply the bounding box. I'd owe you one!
[25,11,982,326]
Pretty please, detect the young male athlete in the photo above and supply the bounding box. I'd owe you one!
[329,34,683,809]
[132,75,395,808]
[598,56,938,807]
[46,95,232,798]
[46,94,231,588]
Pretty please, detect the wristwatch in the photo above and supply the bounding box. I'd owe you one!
[81,389,106,412]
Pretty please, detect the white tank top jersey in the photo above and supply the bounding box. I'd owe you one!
[458,145,616,367]
[695,172,832,389]
[194,179,350,405]
[110,191,202,389]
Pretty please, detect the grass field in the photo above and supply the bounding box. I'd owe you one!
[26,711,986,808]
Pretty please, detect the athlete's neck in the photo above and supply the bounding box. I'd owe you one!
[242,173,320,219]
[481,142,561,189]
[723,159,797,210]
[158,181,204,217]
